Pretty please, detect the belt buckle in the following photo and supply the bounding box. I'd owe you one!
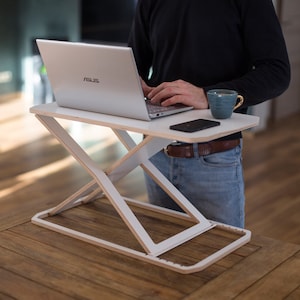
[164,142,182,157]
[164,143,176,156]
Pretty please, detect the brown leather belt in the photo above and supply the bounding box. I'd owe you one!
[164,139,240,158]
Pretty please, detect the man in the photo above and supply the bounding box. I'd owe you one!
[128,0,290,227]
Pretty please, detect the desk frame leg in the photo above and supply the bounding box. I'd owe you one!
[31,114,251,273]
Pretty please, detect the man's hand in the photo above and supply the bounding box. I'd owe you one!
[141,78,153,97]
[143,79,208,109]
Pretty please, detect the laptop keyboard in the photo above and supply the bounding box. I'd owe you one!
[146,101,174,114]
[145,99,185,114]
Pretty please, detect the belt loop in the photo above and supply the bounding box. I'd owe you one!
[192,143,199,158]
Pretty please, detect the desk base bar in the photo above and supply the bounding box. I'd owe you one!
[31,198,251,274]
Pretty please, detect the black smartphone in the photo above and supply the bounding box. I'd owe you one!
[169,118,221,132]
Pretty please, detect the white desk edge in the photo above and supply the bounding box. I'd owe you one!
[30,103,259,143]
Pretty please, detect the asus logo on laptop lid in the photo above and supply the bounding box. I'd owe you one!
[83,77,100,83]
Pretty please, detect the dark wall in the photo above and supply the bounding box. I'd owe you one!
[0,0,136,96]
[0,0,80,97]
[0,0,20,95]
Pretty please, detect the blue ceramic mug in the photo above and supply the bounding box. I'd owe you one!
[207,89,244,119]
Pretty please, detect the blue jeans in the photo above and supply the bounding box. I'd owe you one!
[144,141,245,228]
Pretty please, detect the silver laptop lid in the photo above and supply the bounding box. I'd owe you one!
[36,39,151,120]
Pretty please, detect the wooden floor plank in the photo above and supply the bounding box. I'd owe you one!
[0,246,137,300]
[0,229,185,299]
[0,267,73,300]
[183,235,300,300]
[236,251,300,299]
[0,292,15,300]
[285,285,300,300]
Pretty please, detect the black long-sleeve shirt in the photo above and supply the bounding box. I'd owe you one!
[128,0,290,121]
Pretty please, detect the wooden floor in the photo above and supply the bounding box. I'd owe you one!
[1,96,300,298]
[243,112,300,245]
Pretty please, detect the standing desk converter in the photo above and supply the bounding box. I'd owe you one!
[30,103,259,274]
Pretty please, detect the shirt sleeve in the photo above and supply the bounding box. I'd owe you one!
[203,0,290,108]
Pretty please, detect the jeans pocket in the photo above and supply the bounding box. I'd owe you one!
[201,145,241,168]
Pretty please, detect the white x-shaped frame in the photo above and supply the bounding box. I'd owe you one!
[31,104,255,273]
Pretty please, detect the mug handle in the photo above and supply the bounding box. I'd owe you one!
[233,95,244,110]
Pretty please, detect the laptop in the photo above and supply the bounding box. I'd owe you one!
[36,39,193,121]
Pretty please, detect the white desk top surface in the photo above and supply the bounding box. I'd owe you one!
[30,103,259,143]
